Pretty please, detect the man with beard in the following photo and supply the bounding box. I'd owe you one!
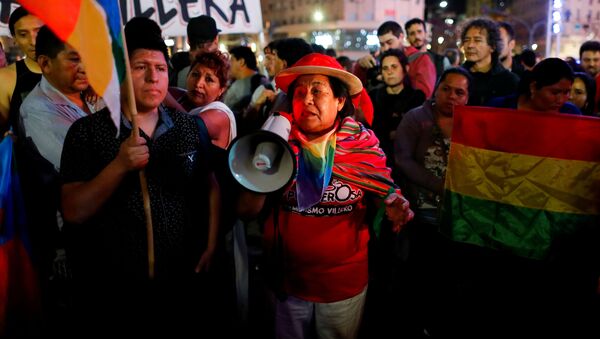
[405,18,450,80]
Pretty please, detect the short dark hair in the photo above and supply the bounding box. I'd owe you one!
[380,48,411,88]
[264,39,280,54]
[461,18,503,63]
[311,43,326,54]
[229,45,258,71]
[36,25,66,59]
[377,21,403,38]
[530,57,573,90]
[520,49,537,68]
[9,7,29,36]
[124,17,168,62]
[436,67,473,92]
[573,72,596,116]
[497,22,515,41]
[273,38,313,67]
[405,18,426,33]
[288,76,354,118]
[579,40,600,60]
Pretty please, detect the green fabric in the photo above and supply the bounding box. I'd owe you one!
[440,190,599,260]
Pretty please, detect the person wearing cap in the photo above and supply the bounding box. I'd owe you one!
[176,15,221,88]
[60,17,221,335]
[237,53,413,339]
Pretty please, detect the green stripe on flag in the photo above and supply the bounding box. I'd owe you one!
[440,190,598,260]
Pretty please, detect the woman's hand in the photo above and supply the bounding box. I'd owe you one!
[384,192,414,233]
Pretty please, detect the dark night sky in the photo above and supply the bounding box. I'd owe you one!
[425,0,466,14]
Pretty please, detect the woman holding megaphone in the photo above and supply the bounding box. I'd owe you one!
[237,53,414,339]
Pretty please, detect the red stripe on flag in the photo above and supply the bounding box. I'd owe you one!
[452,106,600,162]
[17,0,82,42]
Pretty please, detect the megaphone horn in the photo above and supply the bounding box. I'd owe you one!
[228,113,297,193]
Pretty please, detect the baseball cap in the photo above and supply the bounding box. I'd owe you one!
[187,15,221,45]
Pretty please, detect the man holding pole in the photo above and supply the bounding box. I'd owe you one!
[59,17,221,335]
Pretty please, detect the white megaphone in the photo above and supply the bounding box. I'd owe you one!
[228,113,297,193]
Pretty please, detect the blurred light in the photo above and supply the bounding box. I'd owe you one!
[553,23,561,34]
[250,42,257,52]
[360,29,367,35]
[445,18,454,25]
[553,11,561,22]
[366,34,379,46]
[164,38,175,47]
[257,54,264,63]
[532,43,538,50]
[437,36,445,44]
[553,0,562,9]
[440,1,448,8]
[315,34,333,48]
[219,43,227,52]
[427,43,432,50]
[313,10,324,22]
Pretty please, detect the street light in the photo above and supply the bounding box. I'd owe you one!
[313,10,324,23]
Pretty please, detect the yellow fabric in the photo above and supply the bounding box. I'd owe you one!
[67,0,113,96]
[446,143,600,215]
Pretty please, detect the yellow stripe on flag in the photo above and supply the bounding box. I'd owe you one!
[66,0,112,96]
[64,0,121,131]
[446,143,600,215]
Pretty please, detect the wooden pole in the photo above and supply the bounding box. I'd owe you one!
[120,26,155,279]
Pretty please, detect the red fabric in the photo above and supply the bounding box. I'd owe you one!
[332,117,394,196]
[18,0,81,41]
[264,179,369,303]
[404,46,436,98]
[453,105,600,161]
[0,238,41,336]
[595,74,600,113]
[352,88,374,125]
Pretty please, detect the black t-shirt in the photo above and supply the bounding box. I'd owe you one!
[60,106,213,281]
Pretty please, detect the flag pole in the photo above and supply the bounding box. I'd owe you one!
[120,26,155,279]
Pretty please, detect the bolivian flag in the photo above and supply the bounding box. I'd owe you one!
[17,0,125,130]
[0,136,40,336]
[441,106,600,260]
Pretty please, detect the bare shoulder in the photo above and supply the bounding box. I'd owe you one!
[0,63,18,93]
[199,108,231,126]
[0,64,18,124]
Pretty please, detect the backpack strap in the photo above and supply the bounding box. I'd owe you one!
[194,115,212,160]
[407,51,428,63]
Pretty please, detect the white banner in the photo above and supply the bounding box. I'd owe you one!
[1,0,263,37]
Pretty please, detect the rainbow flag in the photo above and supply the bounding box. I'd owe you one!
[17,0,125,130]
[0,136,40,335]
[441,106,600,260]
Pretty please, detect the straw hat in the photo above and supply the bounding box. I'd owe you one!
[275,53,363,96]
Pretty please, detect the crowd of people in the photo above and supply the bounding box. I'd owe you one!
[2,6,599,339]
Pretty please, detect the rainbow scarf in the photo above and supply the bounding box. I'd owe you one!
[289,117,396,211]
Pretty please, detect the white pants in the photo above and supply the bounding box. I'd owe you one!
[273,287,367,339]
